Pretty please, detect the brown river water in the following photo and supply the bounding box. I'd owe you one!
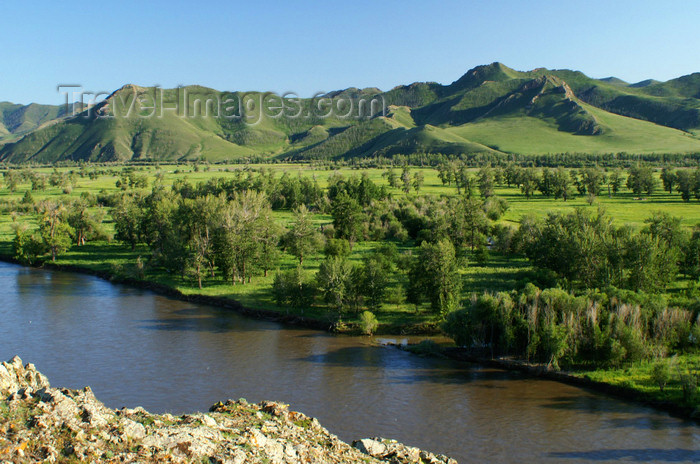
[0,261,698,463]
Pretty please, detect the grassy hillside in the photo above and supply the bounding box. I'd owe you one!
[450,103,700,155]
[2,63,700,163]
[0,102,69,143]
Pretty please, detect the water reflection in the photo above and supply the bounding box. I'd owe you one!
[0,262,698,463]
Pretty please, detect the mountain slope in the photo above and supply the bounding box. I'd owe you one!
[0,102,70,143]
[2,63,700,163]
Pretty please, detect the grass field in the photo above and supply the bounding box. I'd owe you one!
[3,163,700,413]
[2,163,700,326]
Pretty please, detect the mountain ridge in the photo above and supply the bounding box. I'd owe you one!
[2,63,700,162]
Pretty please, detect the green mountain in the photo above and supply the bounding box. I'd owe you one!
[3,63,700,163]
[0,102,70,144]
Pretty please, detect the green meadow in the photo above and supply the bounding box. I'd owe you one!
[2,163,700,326]
[3,163,700,412]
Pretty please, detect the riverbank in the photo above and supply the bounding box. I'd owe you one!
[0,356,456,463]
[403,343,700,422]
[0,251,441,336]
[4,255,700,428]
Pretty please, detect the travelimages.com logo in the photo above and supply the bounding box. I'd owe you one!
[57,85,386,126]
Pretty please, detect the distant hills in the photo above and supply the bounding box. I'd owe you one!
[2,62,700,163]
[0,102,71,144]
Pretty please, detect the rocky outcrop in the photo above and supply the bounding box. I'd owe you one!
[0,356,456,463]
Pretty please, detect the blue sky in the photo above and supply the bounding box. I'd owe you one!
[2,0,699,104]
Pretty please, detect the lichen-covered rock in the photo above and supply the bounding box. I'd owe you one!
[0,356,50,395]
[353,437,458,464]
[0,356,457,463]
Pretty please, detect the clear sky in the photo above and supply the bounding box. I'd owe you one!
[2,0,699,105]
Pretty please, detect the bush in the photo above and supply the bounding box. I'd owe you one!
[324,238,350,258]
[678,368,698,404]
[651,361,671,392]
[272,267,315,313]
[408,339,441,356]
[442,308,473,347]
[474,246,490,266]
[359,311,379,335]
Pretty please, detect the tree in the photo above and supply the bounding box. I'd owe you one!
[215,190,271,285]
[21,190,34,205]
[682,226,700,279]
[12,223,45,265]
[178,195,224,288]
[626,233,679,292]
[455,166,475,198]
[38,200,74,261]
[581,167,605,196]
[552,167,574,201]
[272,266,315,313]
[283,205,322,266]
[383,169,399,189]
[518,168,538,199]
[643,212,687,251]
[477,166,495,198]
[4,170,20,192]
[357,255,391,311]
[627,166,655,196]
[331,192,364,249]
[31,174,47,191]
[408,239,462,316]
[504,163,518,187]
[660,167,677,194]
[401,167,412,194]
[608,169,623,195]
[66,198,105,246]
[676,170,694,202]
[436,165,450,186]
[255,206,282,278]
[112,194,143,250]
[316,256,354,314]
[140,187,179,257]
[412,171,425,193]
[538,168,555,197]
[461,198,489,251]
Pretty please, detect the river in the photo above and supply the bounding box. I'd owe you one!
[0,261,698,463]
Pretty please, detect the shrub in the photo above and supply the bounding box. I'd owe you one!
[324,238,350,258]
[272,267,315,313]
[678,368,698,404]
[409,339,441,356]
[359,311,379,335]
[474,246,490,266]
[651,361,671,392]
[442,308,473,347]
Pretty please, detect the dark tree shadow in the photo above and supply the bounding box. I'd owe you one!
[547,448,700,462]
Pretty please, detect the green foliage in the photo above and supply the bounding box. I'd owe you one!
[408,239,462,315]
[330,192,364,248]
[4,64,700,164]
[359,311,379,335]
[521,208,682,292]
[272,266,315,313]
[316,256,354,314]
[324,238,350,258]
[12,223,45,265]
[282,205,323,265]
[651,361,671,392]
